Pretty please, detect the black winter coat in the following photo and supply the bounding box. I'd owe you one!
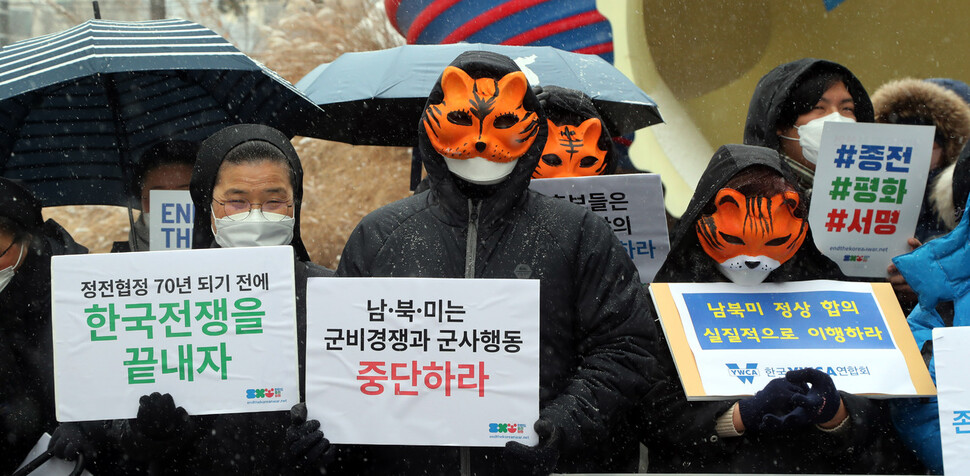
[335,51,662,475]
[636,145,922,474]
[0,219,88,473]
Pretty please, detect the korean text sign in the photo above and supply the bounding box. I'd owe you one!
[650,280,934,400]
[305,278,540,447]
[933,327,970,475]
[149,190,194,250]
[528,173,670,282]
[51,246,298,421]
[808,122,933,277]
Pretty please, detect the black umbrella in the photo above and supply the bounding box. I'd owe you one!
[295,43,663,146]
[0,18,323,207]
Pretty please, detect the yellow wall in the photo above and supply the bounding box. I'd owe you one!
[601,0,970,215]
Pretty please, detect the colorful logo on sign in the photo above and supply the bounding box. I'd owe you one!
[246,387,283,399]
[843,255,869,262]
[489,423,527,434]
[726,363,759,383]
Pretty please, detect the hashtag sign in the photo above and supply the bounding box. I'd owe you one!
[834,144,857,169]
[825,208,848,232]
[829,177,852,200]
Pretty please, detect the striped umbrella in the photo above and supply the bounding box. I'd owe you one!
[0,18,322,207]
[296,43,662,147]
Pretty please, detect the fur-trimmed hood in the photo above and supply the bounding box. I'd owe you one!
[872,78,970,169]
[931,140,970,230]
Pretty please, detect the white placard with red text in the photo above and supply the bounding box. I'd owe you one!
[305,278,540,447]
[809,122,933,277]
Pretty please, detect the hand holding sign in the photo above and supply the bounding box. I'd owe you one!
[503,419,561,475]
[787,368,845,427]
[738,378,807,433]
[284,403,335,469]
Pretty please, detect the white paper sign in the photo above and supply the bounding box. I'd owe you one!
[809,122,933,277]
[933,327,970,475]
[16,434,93,476]
[149,190,194,250]
[52,246,299,421]
[529,173,670,282]
[657,280,922,399]
[305,278,540,447]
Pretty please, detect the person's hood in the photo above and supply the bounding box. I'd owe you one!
[931,140,970,230]
[539,85,618,175]
[743,58,874,151]
[926,77,970,106]
[190,123,311,262]
[894,191,970,314]
[655,144,840,283]
[416,50,547,225]
[872,78,970,170]
[0,177,44,236]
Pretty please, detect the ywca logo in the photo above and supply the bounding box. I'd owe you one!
[489,423,527,434]
[843,254,869,262]
[726,363,759,383]
[246,387,283,399]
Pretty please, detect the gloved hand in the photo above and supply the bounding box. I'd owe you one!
[130,392,195,441]
[49,422,99,461]
[786,367,843,424]
[284,403,336,469]
[503,419,561,476]
[737,377,808,433]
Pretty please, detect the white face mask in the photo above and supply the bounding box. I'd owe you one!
[212,210,294,248]
[717,255,782,286]
[781,112,856,165]
[0,244,26,294]
[443,156,518,185]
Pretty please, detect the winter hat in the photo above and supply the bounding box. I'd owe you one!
[872,78,970,169]
[925,78,970,106]
[0,177,44,237]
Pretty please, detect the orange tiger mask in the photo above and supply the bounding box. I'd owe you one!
[533,118,609,178]
[423,66,540,163]
[695,188,807,285]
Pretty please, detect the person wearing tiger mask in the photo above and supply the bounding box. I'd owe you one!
[335,51,662,475]
[633,144,924,473]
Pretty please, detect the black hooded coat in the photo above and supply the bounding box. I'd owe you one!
[635,145,922,473]
[334,51,662,474]
[743,58,874,192]
[105,124,332,475]
[0,178,87,473]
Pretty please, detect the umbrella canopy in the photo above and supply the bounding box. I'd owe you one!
[0,18,323,207]
[296,43,662,146]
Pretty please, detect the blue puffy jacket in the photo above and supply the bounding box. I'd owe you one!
[890,194,970,474]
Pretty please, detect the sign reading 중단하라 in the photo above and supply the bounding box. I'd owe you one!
[650,280,934,400]
[51,246,299,421]
[808,122,933,277]
[305,278,540,447]
[528,173,670,283]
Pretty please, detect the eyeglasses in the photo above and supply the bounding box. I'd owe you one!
[212,198,294,221]
[0,240,15,259]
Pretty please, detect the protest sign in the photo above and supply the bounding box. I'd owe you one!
[650,280,934,400]
[933,326,970,475]
[149,190,194,250]
[51,246,298,421]
[529,173,669,282]
[305,278,540,447]
[809,122,934,277]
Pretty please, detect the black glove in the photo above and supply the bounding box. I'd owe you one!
[130,392,195,441]
[786,367,843,424]
[503,419,561,476]
[49,422,101,461]
[737,377,808,433]
[284,403,336,469]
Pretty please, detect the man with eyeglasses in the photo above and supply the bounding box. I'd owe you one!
[48,125,335,475]
[0,177,88,474]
